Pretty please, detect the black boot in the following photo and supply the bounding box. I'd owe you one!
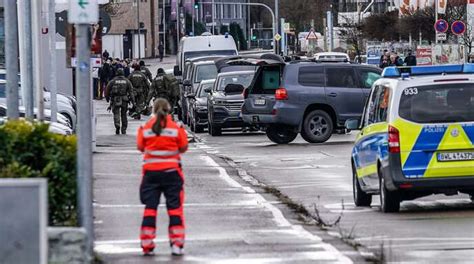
[115,128,120,135]
[122,130,127,135]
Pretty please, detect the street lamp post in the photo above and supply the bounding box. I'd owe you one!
[137,0,141,59]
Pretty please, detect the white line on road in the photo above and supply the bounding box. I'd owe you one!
[200,155,353,264]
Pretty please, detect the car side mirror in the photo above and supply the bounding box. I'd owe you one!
[173,65,182,76]
[345,119,361,131]
[183,79,192,87]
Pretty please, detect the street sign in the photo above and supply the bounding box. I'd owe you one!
[284,23,290,33]
[451,20,466,35]
[306,30,318,40]
[437,33,447,41]
[434,19,448,33]
[68,0,99,24]
[274,33,282,41]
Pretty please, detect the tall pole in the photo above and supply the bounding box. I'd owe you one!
[435,0,438,44]
[32,0,44,121]
[69,0,98,256]
[192,4,195,35]
[48,0,58,122]
[163,0,167,57]
[5,0,19,119]
[274,0,278,54]
[176,0,180,52]
[75,23,94,256]
[137,0,141,59]
[212,0,215,34]
[18,0,34,119]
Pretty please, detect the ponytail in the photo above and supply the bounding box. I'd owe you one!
[151,98,171,135]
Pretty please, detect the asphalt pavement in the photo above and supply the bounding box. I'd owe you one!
[195,129,474,263]
[92,99,356,263]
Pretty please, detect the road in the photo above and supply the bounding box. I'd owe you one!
[194,129,474,263]
[93,100,357,263]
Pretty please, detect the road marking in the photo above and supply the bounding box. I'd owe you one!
[199,155,352,263]
[93,201,277,208]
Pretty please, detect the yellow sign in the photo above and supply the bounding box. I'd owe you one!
[274,33,282,41]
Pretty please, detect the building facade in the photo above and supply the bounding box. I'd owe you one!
[106,0,160,59]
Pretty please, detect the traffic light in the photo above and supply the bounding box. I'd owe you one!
[194,3,199,9]
[251,35,257,41]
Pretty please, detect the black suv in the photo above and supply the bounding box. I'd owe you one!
[242,62,382,144]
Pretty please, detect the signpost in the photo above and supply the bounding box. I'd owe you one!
[274,33,282,42]
[437,32,447,41]
[68,0,98,256]
[451,20,466,35]
[434,19,449,33]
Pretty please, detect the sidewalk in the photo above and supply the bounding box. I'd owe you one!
[92,100,352,263]
[143,56,176,75]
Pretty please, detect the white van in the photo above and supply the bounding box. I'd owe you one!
[174,33,238,77]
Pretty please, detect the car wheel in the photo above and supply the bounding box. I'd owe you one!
[301,110,333,143]
[210,124,222,136]
[352,163,372,207]
[266,124,297,144]
[379,169,400,213]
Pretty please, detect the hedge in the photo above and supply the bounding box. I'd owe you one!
[0,120,77,226]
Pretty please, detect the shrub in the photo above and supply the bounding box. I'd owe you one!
[0,120,77,226]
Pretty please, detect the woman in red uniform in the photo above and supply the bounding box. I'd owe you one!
[137,98,188,256]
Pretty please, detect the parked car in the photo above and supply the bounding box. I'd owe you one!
[174,33,238,78]
[314,52,350,62]
[179,57,219,124]
[207,71,255,136]
[0,116,72,135]
[0,79,77,130]
[242,61,382,144]
[187,79,215,133]
[0,103,72,130]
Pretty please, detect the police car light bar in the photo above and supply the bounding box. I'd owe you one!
[381,64,474,78]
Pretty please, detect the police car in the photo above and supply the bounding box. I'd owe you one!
[345,64,474,212]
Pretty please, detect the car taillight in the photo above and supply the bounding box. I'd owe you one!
[275,88,288,100]
[243,88,249,99]
[388,125,400,153]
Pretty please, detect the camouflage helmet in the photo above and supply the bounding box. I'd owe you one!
[116,68,125,76]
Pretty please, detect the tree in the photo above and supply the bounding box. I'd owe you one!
[185,13,206,36]
[363,11,400,41]
[339,16,363,61]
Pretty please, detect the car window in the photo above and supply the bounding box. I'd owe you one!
[199,83,214,97]
[0,83,5,97]
[326,67,357,88]
[365,85,390,125]
[184,50,237,61]
[298,66,325,87]
[0,106,5,116]
[359,69,381,89]
[399,84,474,123]
[217,73,255,91]
[194,64,218,83]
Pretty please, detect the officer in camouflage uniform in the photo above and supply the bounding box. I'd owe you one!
[148,68,179,112]
[139,60,153,82]
[106,68,134,135]
[129,65,151,120]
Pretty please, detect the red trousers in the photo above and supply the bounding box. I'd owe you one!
[139,169,185,251]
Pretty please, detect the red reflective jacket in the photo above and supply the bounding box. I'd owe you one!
[137,115,188,171]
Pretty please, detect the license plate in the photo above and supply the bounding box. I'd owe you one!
[254,99,266,105]
[252,116,260,122]
[437,151,474,162]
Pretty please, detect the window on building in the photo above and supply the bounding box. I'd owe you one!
[238,4,243,19]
